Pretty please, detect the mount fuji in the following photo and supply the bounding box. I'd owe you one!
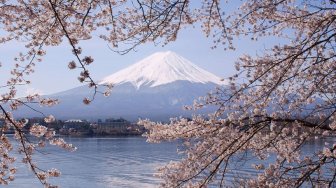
[17,51,227,121]
[99,51,224,88]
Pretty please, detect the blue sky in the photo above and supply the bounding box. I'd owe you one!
[0,24,275,96]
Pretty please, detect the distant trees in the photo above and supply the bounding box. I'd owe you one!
[0,0,335,187]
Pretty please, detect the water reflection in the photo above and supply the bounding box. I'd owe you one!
[7,136,334,187]
[9,137,179,188]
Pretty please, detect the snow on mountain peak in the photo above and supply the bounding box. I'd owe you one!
[99,51,227,88]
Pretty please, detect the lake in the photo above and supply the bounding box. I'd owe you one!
[9,137,179,188]
[7,136,334,188]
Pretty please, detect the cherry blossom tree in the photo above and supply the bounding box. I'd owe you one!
[0,0,335,187]
[139,0,336,187]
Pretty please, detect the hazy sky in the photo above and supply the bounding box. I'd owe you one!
[0,25,275,96]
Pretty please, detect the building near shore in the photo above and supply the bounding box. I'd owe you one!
[60,119,92,136]
[93,118,144,135]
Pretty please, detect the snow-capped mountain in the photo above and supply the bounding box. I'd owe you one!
[99,51,225,88]
[16,51,227,121]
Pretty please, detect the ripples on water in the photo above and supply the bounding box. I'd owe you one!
[9,137,180,188]
[7,136,334,188]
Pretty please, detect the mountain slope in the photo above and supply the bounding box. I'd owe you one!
[15,51,227,121]
[99,51,226,88]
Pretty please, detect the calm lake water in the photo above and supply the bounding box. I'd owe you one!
[9,137,179,188]
[7,136,334,188]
